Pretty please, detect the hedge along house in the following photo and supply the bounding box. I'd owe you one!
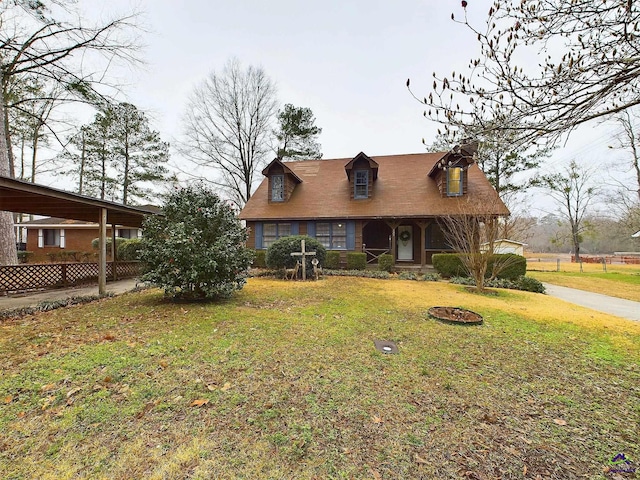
[239,151,510,268]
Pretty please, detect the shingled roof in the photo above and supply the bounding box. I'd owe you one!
[239,152,509,221]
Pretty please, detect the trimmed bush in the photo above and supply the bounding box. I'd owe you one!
[17,251,34,263]
[252,250,266,268]
[432,253,466,278]
[433,253,527,280]
[265,235,326,271]
[139,184,254,300]
[488,254,526,280]
[92,237,128,260]
[346,252,366,270]
[378,253,394,272]
[325,251,341,269]
[119,239,142,261]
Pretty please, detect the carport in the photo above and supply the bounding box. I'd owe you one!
[0,176,159,294]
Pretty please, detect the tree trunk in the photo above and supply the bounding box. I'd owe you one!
[0,97,18,265]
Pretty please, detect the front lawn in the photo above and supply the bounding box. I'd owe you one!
[1,277,639,479]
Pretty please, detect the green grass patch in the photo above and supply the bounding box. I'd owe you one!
[1,278,639,479]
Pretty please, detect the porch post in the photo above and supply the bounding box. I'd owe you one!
[98,208,107,295]
[417,220,429,267]
[111,224,117,281]
[386,221,401,263]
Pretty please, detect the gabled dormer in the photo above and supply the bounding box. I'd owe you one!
[262,158,303,203]
[344,152,379,200]
[428,146,475,197]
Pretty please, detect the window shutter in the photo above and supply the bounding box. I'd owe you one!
[291,222,299,235]
[38,229,43,248]
[306,222,316,237]
[254,222,263,249]
[59,229,65,248]
[346,221,356,250]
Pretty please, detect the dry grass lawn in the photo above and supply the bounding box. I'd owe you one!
[1,277,639,479]
[527,260,640,302]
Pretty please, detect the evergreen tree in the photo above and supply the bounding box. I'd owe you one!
[62,103,171,204]
[109,103,171,205]
[275,104,322,160]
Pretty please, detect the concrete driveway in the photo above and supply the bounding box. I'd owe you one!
[0,279,141,312]
[543,283,640,322]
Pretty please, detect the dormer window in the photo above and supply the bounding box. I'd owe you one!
[271,174,284,201]
[354,170,369,199]
[447,167,463,196]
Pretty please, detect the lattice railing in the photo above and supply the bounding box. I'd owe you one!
[0,261,141,293]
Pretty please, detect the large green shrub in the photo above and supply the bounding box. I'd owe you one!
[378,253,394,272]
[139,185,254,300]
[325,251,341,269]
[433,253,526,280]
[346,252,366,270]
[488,254,526,280]
[119,239,142,261]
[265,235,326,271]
[432,254,466,278]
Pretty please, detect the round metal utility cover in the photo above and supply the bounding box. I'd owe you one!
[374,340,399,354]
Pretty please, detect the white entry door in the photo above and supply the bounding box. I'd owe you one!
[397,226,413,261]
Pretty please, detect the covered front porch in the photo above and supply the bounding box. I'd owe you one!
[360,219,453,267]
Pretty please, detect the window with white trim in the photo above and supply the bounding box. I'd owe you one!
[354,170,369,199]
[316,222,347,249]
[38,228,64,248]
[263,223,291,248]
[271,175,284,201]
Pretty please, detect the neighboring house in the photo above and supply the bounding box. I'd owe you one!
[239,151,509,267]
[481,239,527,256]
[17,217,142,262]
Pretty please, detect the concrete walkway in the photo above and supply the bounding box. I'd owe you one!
[543,283,640,322]
[0,278,141,312]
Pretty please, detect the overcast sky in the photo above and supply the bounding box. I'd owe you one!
[74,0,628,213]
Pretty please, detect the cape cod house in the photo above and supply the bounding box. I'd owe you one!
[239,151,509,267]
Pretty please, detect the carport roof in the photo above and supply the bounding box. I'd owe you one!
[0,176,160,227]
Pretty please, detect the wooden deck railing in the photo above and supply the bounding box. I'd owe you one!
[0,261,141,294]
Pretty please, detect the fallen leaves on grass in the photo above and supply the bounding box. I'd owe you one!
[553,418,567,426]
[190,399,209,407]
[4,395,12,404]
[40,383,56,392]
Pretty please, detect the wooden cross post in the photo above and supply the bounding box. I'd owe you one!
[290,239,316,281]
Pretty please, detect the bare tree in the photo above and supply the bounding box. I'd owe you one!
[534,160,598,261]
[408,1,640,147]
[180,58,278,207]
[609,109,640,203]
[0,1,141,265]
[439,195,515,292]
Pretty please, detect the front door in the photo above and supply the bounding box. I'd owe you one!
[397,225,413,261]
